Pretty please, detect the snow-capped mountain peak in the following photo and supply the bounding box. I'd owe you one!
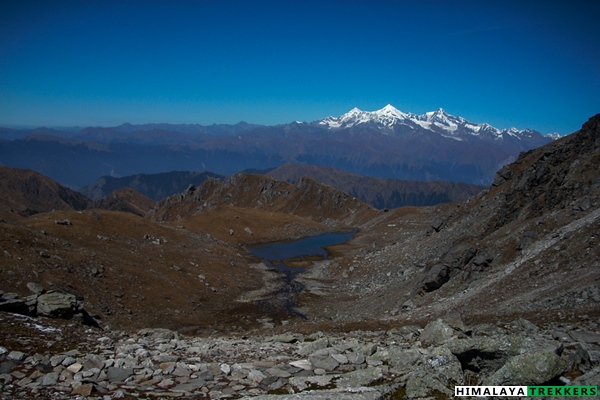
[318,104,409,130]
[315,105,544,141]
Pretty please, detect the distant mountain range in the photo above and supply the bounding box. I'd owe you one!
[80,171,225,201]
[266,164,483,209]
[0,105,556,188]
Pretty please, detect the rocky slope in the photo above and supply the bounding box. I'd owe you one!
[1,308,599,399]
[301,114,600,327]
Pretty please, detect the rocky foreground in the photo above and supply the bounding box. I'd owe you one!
[1,309,600,400]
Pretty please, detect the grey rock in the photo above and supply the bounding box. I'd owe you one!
[420,319,456,347]
[570,330,600,344]
[268,334,297,343]
[420,263,450,293]
[50,354,66,367]
[265,367,292,378]
[298,338,330,356]
[331,353,348,364]
[242,388,383,399]
[172,364,191,377]
[386,347,422,370]
[345,351,365,365]
[248,369,267,383]
[513,318,539,333]
[26,282,45,295]
[82,354,105,371]
[484,348,569,386]
[137,328,177,340]
[337,367,383,388]
[106,367,134,383]
[308,354,339,372]
[37,291,82,319]
[289,359,313,371]
[405,373,453,398]
[7,351,26,361]
[428,346,464,385]
[39,371,59,386]
[170,377,207,392]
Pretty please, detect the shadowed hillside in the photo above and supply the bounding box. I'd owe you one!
[0,167,92,221]
[151,173,378,229]
[81,170,225,201]
[267,164,484,209]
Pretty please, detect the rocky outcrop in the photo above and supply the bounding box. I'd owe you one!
[0,285,95,326]
[36,291,82,319]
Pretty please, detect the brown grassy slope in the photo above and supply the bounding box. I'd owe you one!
[152,173,378,229]
[0,209,266,332]
[93,188,156,217]
[0,166,92,222]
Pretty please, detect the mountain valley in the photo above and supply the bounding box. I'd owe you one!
[0,113,598,399]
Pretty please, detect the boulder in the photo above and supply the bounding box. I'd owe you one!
[420,319,456,347]
[420,263,450,293]
[484,348,569,386]
[337,367,383,388]
[36,291,82,319]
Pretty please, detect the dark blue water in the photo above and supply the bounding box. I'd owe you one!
[249,231,355,272]
[247,231,355,319]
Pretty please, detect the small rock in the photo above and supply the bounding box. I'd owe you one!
[7,351,26,361]
[309,354,339,372]
[106,367,134,383]
[67,363,83,373]
[71,383,94,396]
[39,371,59,386]
[26,282,45,295]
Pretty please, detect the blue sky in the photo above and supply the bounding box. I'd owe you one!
[0,0,598,135]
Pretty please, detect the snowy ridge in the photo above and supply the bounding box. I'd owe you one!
[317,104,543,140]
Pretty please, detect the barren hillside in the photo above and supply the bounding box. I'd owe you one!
[301,114,600,327]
